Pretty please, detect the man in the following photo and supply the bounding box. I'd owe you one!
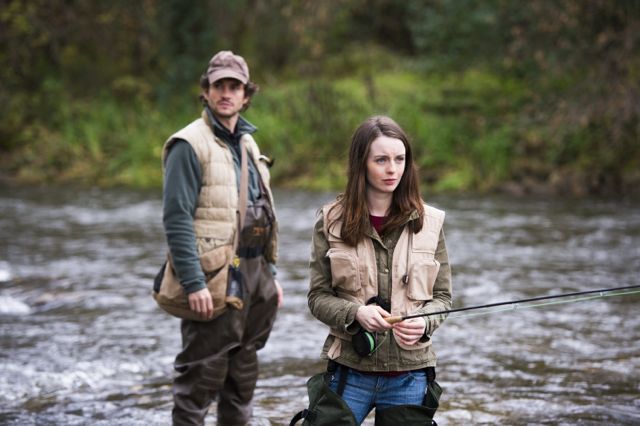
[162,50,283,425]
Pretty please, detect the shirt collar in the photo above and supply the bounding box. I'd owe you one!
[365,208,421,240]
[204,106,257,139]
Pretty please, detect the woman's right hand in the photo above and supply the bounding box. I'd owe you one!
[355,305,393,332]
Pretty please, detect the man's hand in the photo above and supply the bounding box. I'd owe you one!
[188,288,214,320]
[392,317,427,346]
[356,305,393,332]
[274,279,283,308]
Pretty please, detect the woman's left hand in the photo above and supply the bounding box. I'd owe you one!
[392,318,426,346]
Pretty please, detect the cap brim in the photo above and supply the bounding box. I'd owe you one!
[207,70,248,85]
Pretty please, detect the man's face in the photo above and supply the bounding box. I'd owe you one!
[203,78,248,120]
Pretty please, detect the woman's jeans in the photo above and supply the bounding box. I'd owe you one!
[328,366,427,424]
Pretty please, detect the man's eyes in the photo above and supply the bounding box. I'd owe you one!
[213,83,241,90]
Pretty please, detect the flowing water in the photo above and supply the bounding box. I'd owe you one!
[1,186,639,425]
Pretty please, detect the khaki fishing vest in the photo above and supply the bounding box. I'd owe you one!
[162,113,277,262]
[322,202,444,351]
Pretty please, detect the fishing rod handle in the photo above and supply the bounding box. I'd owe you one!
[385,315,404,324]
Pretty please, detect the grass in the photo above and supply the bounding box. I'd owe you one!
[5,67,635,195]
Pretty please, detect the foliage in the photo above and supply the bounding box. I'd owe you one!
[1,0,639,195]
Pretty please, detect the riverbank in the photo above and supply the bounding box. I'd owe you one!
[2,69,639,196]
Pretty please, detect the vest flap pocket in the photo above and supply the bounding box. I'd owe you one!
[200,245,233,309]
[407,259,440,301]
[326,248,361,294]
[199,245,232,274]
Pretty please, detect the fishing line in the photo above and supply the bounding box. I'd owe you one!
[385,284,640,324]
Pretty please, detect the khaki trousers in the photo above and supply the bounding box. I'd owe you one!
[172,256,278,426]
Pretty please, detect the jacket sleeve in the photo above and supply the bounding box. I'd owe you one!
[162,140,206,294]
[413,227,452,337]
[307,212,361,332]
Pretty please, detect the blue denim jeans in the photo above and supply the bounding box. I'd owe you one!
[328,366,427,424]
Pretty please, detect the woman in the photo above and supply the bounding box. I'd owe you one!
[307,115,452,424]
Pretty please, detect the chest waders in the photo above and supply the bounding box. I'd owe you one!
[289,361,442,425]
[171,136,279,426]
[225,140,275,306]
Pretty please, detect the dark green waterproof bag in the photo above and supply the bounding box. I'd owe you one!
[374,380,442,425]
[423,379,442,418]
[290,370,442,425]
[289,373,357,426]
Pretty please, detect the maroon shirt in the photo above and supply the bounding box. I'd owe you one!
[369,215,386,234]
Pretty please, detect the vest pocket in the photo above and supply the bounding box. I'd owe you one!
[153,245,233,322]
[197,236,229,255]
[326,248,362,296]
[407,258,440,301]
[200,245,230,275]
[200,245,233,308]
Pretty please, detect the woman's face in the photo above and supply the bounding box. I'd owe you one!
[365,135,406,195]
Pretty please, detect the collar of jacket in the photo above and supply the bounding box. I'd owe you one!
[365,208,421,240]
[201,107,257,143]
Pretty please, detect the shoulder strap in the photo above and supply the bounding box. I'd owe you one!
[289,409,312,425]
[233,140,249,253]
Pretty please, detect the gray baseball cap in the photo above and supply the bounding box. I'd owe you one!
[206,51,249,85]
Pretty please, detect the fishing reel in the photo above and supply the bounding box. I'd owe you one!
[353,327,393,357]
[352,328,377,357]
[352,296,391,357]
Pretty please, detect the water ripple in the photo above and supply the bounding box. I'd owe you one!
[1,187,639,425]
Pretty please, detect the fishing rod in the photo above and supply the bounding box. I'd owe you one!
[384,284,640,324]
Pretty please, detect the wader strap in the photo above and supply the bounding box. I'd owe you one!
[236,140,249,247]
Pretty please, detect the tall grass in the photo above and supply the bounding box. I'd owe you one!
[9,68,604,194]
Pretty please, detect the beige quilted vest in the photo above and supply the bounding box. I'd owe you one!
[163,112,277,262]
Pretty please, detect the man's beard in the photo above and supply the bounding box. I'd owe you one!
[208,100,238,119]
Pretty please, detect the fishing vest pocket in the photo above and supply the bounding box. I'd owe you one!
[153,244,233,322]
[200,245,233,307]
[407,258,440,301]
[326,248,362,296]
[197,236,231,254]
[239,196,274,255]
[396,257,439,352]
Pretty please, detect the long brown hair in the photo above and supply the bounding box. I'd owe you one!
[329,115,424,246]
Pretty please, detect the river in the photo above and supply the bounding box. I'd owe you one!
[0,186,638,425]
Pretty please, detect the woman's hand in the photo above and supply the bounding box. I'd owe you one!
[392,318,426,346]
[188,288,214,320]
[356,305,393,332]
